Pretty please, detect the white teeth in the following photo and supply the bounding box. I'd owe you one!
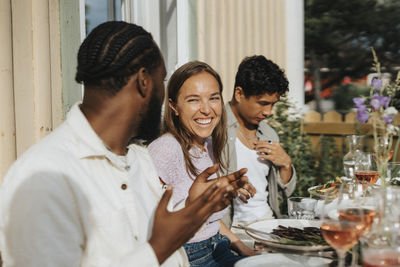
[195,118,212,125]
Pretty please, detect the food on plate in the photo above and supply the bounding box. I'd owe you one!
[308,177,344,197]
[270,225,328,246]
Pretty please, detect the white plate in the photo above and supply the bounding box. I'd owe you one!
[245,219,331,251]
[234,253,332,267]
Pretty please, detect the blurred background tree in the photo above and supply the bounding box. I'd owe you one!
[305,0,400,112]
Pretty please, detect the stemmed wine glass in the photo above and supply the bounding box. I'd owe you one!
[320,184,366,267]
[354,153,379,186]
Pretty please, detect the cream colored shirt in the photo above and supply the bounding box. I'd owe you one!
[0,103,188,267]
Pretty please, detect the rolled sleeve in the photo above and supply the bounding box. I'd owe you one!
[276,164,297,197]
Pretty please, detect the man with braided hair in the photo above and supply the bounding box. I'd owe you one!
[0,21,250,267]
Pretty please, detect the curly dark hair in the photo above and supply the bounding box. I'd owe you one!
[75,21,162,94]
[234,55,289,97]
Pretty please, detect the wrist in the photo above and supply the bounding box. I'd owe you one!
[282,163,292,171]
[149,237,166,264]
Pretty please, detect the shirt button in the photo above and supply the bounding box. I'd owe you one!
[125,165,130,171]
[121,184,128,190]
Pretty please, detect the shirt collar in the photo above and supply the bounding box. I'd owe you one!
[66,103,132,170]
[225,101,265,136]
[226,102,239,128]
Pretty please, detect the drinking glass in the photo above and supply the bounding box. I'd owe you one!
[360,186,400,267]
[387,162,400,184]
[354,153,379,186]
[288,197,317,220]
[320,184,365,267]
[343,135,365,181]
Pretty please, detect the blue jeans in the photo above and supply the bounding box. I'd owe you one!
[183,232,246,267]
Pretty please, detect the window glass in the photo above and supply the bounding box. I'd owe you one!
[85,0,122,35]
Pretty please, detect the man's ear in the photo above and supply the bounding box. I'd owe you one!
[168,99,179,116]
[234,86,244,103]
[136,67,151,98]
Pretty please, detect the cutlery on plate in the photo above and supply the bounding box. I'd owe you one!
[233,224,282,241]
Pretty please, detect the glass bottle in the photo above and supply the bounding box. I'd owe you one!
[343,135,365,181]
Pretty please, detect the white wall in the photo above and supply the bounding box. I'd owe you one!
[285,0,305,111]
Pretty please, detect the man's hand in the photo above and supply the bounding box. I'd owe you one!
[188,165,255,206]
[255,140,292,183]
[149,166,255,264]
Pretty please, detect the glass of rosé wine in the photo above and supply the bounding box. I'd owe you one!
[354,153,379,186]
[320,184,367,267]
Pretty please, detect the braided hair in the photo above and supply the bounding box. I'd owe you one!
[75,21,163,94]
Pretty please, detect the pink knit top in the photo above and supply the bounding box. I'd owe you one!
[148,133,226,243]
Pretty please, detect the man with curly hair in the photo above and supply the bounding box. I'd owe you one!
[224,55,297,225]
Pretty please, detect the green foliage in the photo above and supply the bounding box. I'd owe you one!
[305,0,400,91]
[332,84,370,113]
[267,97,343,198]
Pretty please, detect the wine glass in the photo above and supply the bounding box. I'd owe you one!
[361,186,400,267]
[320,184,365,267]
[354,153,379,186]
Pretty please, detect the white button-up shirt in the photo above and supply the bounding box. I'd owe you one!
[0,103,188,267]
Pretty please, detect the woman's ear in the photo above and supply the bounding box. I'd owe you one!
[168,99,179,116]
[234,86,244,103]
[136,67,151,98]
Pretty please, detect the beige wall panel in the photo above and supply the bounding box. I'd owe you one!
[32,0,53,140]
[197,0,287,101]
[253,0,261,54]
[12,0,54,157]
[49,0,63,128]
[0,0,16,181]
[277,0,286,67]
[12,1,36,156]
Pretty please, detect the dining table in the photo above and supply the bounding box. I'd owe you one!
[232,218,339,267]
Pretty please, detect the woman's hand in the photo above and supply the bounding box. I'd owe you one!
[231,240,259,256]
[236,182,256,203]
[219,220,258,256]
[187,165,254,209]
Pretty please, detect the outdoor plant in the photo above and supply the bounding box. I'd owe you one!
[267,97,342,198]
[353,48,400,185]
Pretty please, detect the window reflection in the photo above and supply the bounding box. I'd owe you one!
[85,0,122,35]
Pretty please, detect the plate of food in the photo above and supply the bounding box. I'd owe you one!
[244,219,331,251]
[234,253,332,267]
[307,177,346,199]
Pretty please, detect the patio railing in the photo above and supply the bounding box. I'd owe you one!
[302,110,400,161]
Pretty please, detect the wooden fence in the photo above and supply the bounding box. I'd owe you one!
[302,110,400,161]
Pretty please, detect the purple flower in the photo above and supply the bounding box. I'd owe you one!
[371,94,391,110]
[382,96,391,109]
[370,98,381,110]
[383,115,394,124]
[371,77,383,90]
[356,109,370,124]
[353,97,365,108]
